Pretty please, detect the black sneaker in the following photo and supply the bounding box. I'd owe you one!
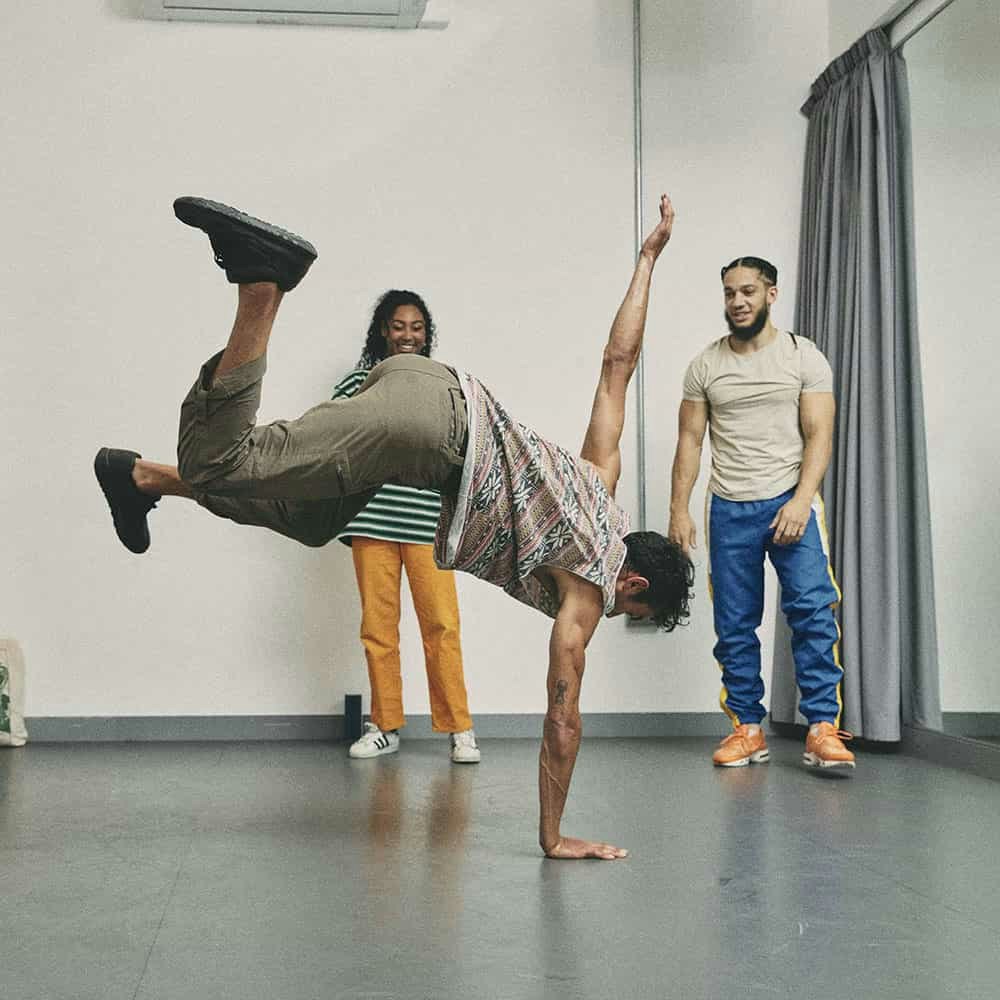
[94,448,160,554]
[173,196,318,292]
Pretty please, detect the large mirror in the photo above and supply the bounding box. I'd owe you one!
[906,0,1000,745]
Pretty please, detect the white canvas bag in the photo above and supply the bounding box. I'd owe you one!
[0,638,28,747]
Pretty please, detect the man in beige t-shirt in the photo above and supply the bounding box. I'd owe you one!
[668,256,855,771]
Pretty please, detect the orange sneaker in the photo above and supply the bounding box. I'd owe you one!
[803,722,856,769]
[712,725,769,767]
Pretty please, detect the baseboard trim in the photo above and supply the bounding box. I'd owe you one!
[901,724,1000,783]
[22,713,729,743]
[940,712,1000,740]
[19,716,1000,783]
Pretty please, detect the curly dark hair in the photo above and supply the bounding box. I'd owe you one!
[358,289,436,368]
[622,531,695,631]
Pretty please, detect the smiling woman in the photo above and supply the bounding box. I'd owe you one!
[356,289,437,368]
[331,290,480,765]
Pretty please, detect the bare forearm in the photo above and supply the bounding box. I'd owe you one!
[602,191,673,368]
[670,436,702,515]
[794,434,831,501]
[605,252,656,367]
[538,628,586,853]
[538,713,582,852]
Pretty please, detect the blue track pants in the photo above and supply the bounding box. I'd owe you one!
[707,489,843,726]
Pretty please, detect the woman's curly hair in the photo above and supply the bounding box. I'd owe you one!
[622,531,695,630]
[358,289,436,368]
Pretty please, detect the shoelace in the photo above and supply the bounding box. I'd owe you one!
[721,728,758,745]
[814,727,853,743]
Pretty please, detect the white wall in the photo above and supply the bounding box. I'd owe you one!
[827,0,905,55]
[1,1,828,721]
[638,0,830,714]
[906,0,1000,711]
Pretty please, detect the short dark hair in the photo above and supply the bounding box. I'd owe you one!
[622,531,695,631]
[358,289,436,369]
[721,256,778,287]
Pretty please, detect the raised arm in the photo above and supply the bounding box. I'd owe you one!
[538,571,625,860]
[580,194,675,493]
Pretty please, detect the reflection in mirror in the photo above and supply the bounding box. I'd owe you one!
[906,0,1000,744]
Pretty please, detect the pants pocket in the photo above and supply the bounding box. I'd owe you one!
[446,386,468,460]
[331,451,351,495]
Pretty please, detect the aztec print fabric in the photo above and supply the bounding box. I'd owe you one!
[330,367,441,545]
[435,374,630,618]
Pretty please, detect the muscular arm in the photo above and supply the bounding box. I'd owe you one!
[538,571,626,860]
[667,399,708,553]
[795,392,835,498]
[580,194,675,494]
[770,391,835,545]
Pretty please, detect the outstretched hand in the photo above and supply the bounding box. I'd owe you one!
[544,836,629,861]
[640,193,675,261]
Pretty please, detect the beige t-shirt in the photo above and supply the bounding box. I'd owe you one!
[682,331,833,501]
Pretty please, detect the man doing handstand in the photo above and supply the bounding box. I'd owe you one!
[95,193,693,860]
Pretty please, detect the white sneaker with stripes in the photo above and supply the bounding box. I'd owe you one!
[450,728,481,763]
[349,722,400,759]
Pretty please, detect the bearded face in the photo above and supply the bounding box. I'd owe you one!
[722,266,777,342]
[724,299,770,340]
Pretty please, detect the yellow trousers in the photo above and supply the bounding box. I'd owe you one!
[351,537,472,733]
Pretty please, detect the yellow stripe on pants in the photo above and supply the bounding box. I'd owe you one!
[705,491,739,727]
[810,494,845,728]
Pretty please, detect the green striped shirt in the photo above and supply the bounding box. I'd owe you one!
[330,367,442,545]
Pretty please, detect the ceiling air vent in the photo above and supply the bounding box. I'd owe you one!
[141,1,449,29]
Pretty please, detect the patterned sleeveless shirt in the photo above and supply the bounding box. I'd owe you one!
[434,373,631,618]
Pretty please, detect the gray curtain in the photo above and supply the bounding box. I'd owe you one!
[770,29,941,741]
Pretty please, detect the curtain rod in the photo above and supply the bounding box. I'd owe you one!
[888,0,958,49]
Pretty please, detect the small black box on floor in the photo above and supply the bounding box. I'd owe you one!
[344,694,362,743]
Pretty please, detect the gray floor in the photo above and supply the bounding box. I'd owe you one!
[2,737,999,1000]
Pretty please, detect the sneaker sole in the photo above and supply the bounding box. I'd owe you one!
[451,752,481,764]
[348,743,399,759]
[94,446,122,501]
[713,748,770,767]
[173,196,318,259]
[802,752,855,769]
